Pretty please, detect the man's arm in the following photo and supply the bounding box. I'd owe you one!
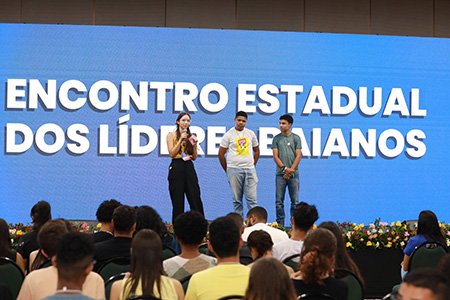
[218,146,228,172]
[272,148,284,168]
[253,146,260,166]
[286,149,302,174]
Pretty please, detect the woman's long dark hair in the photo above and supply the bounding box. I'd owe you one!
[0,218,15,258]
[135,206,168,239]
[417,210,446,247]
[175,112,194,155]
[126,229,163,297]
[31,200,52,231]
[319,221,364,284]
[300,228,337,285]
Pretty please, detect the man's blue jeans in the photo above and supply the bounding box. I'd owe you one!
[227,167,258,216]
[275,173,299,226]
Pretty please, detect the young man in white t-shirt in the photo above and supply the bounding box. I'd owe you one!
[218,111,260,216]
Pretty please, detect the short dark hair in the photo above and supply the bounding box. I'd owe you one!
[226,212,245,233]
[56,232,94,281]
[113,205,136,233]
[209,216,240,258]
[235,111,248,119]
[279,114,294,124]
[247,206,268,223]
[292,202,318,231]
[96,199,122,223]
[38,219,69,257]
[402,268,449,298]
[174,211,208,246]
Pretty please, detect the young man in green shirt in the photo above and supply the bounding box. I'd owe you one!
[271,114,302,226]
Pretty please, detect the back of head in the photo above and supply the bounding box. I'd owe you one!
[37,219,69,258]
[174,211,208,246]
[56,232,94,281]
[401,268,449,300]
[96,199,122,223]
[417,210,446,245]
[0,218,13,253]
[247,230,273,260]
[209,216,241,258]
[31,200,52,231]
[129,229,163,296]
[245,257,297,300]
[292,202,319,231]
[226,212,245,234]
[112,205,136,234]
[300,228,337,284]
[247,206,268,224]
[279,114,294,124]
[235,111,248,119]
[318,221,364,284]
[135,205,166,237]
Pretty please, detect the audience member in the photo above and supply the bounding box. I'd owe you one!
[398,268,449,300]
[292,228,348,300]
[17,200,51,268]
[242,206,289,245]
[319,221,364,284]
[0,218,25,272]
[18,220,104,300]
[94,205,136,269]
[93,199,122,243]
[273,202,318,262]
[163,211,216,280]
[401,210,447,275]
[247,230,294,275]
[185,216,250,299]
[227,212,253,264]
[244,257,297,300]
[110,229,184,300]
[135,205,180,254]
[43,232,97,300]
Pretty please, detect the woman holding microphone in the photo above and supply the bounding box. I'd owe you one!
[167,112,204,223]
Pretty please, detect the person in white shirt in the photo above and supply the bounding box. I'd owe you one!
[242,206,289,245]
[218,111,260,216]
[273,202,318,263]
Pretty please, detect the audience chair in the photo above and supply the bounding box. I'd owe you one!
[105,272,126,300]
[36,258,52,269]
[239,254,253,265]
[96,257,130,282]
[283,253,301,272]
[334,269,364,300]
[0,257,25,299]
[198,242,209,255]
[217,295,244,300]
[298,292,336,300]
[408,242,448,272]
[162,245,177,261]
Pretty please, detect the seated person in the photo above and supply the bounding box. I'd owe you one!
[43,232,97,299]
[226,212,252,264]
[17,220,104,300]
[247,230,294,275]
[135,205,180,254]
[110,229,184,300]
[185,216,250,300]
[163,211,216,280]
[398,268,448,300]
[93,199,122,243]
[292,228,348,300]
[242,206,289,245]
[273,202,318,262]
[0,218,25,273]
[401,210,447,276]
[94,205,136,269]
